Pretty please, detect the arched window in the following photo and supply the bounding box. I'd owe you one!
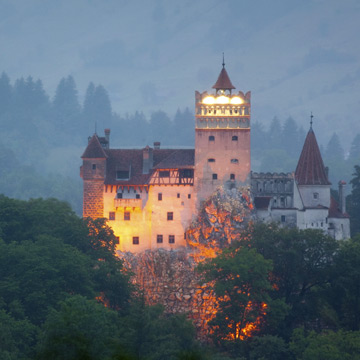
[232,135,238,141]
[231,159,239,164]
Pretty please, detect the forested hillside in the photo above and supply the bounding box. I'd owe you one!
[0,72,359,215]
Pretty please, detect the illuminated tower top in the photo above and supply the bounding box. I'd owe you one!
[195,63,251,130]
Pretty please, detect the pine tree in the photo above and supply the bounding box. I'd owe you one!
[0,72,12,115]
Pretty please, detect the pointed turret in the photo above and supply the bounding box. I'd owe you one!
[295,128,330,185]
[82,134,108,159]
[212,59,235,93]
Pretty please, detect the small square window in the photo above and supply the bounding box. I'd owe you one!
[232,136,238,141]
[157,235,163,243]
[313,193,319,199]
[124,212,130,221]
[109,211,115,220]
[212,173,218,180]
[136,194,140,199]
[158,193,162,201]
[92,164,96,170]
[115,236,120,244]
[132,236,139,245]
[177,193,180,198]
[230,174,235,180]
[209,135,215,141]
[167,212,173,221]
[159,170,170,177]
[117,193,123,199]
[188,194,191,199]
[169,235,175,244]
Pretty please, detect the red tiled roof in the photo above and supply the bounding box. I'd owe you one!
[212,67,235,90]
[328,196,350,218]
[154,149,195,169]
[81,134,107,159]
[295,129,331,185]
[104,148,195,185]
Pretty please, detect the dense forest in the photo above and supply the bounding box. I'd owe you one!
[0,72,359,216]
[1,195,360,359]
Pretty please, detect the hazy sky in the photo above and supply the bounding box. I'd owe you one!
[1,0,360,148]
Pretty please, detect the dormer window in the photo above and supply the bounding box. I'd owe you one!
[116,170,130,180]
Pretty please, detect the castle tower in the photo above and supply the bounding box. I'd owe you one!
[295,125,331,209]
[80,134,107,218]
[194,62,251,206]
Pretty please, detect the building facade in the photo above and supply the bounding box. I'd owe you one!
[81,64,350,252]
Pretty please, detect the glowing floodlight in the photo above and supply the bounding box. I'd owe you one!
[215,95,230,104]
[230,96,243,104]
[202,96,215,104]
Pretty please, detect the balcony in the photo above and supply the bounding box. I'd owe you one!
[114,198,142,209]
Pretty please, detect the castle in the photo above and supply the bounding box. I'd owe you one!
[80,63,350,253]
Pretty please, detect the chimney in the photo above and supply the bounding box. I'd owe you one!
[154,141,160,150]
[142,146,153,174]
[338,180,346,214]
[325,166,329,180]
[104,129,110,149]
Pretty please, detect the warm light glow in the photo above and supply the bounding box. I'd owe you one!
[215,95,230,104]
[230,96,243,104]
[202,96,216,104]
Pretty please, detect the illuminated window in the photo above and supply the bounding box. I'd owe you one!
[169,235,175,244]
[158,193,162,201]
[109,212,115,220]
[132,237,139,245]
[157,235,163,243]
[167,212,173,221]
[212,173,218,180]
[188,194,191,199]
[209,135,215,141]
[159,170,170,177]
[232,136,238,141]
[231,159,239,164]
[208,158,215,162]
[124,212,130,221]
[230,174,235,180]
[92,164,96,170]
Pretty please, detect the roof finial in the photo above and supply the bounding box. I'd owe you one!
[222,52,225,68]
[310,112,314,129]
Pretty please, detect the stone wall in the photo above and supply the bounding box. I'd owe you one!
[119,247,217,339]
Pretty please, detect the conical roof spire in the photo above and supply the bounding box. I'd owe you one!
[81,134,107,159]
[295,125,330,185]
[212,55,235,91]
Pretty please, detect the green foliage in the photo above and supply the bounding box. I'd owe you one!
[37,295,122,360]
[198,245,273,352]
[328,235,360,330]
[120,299,198,360]
[246,224,338,336]
[290,329,360,360]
